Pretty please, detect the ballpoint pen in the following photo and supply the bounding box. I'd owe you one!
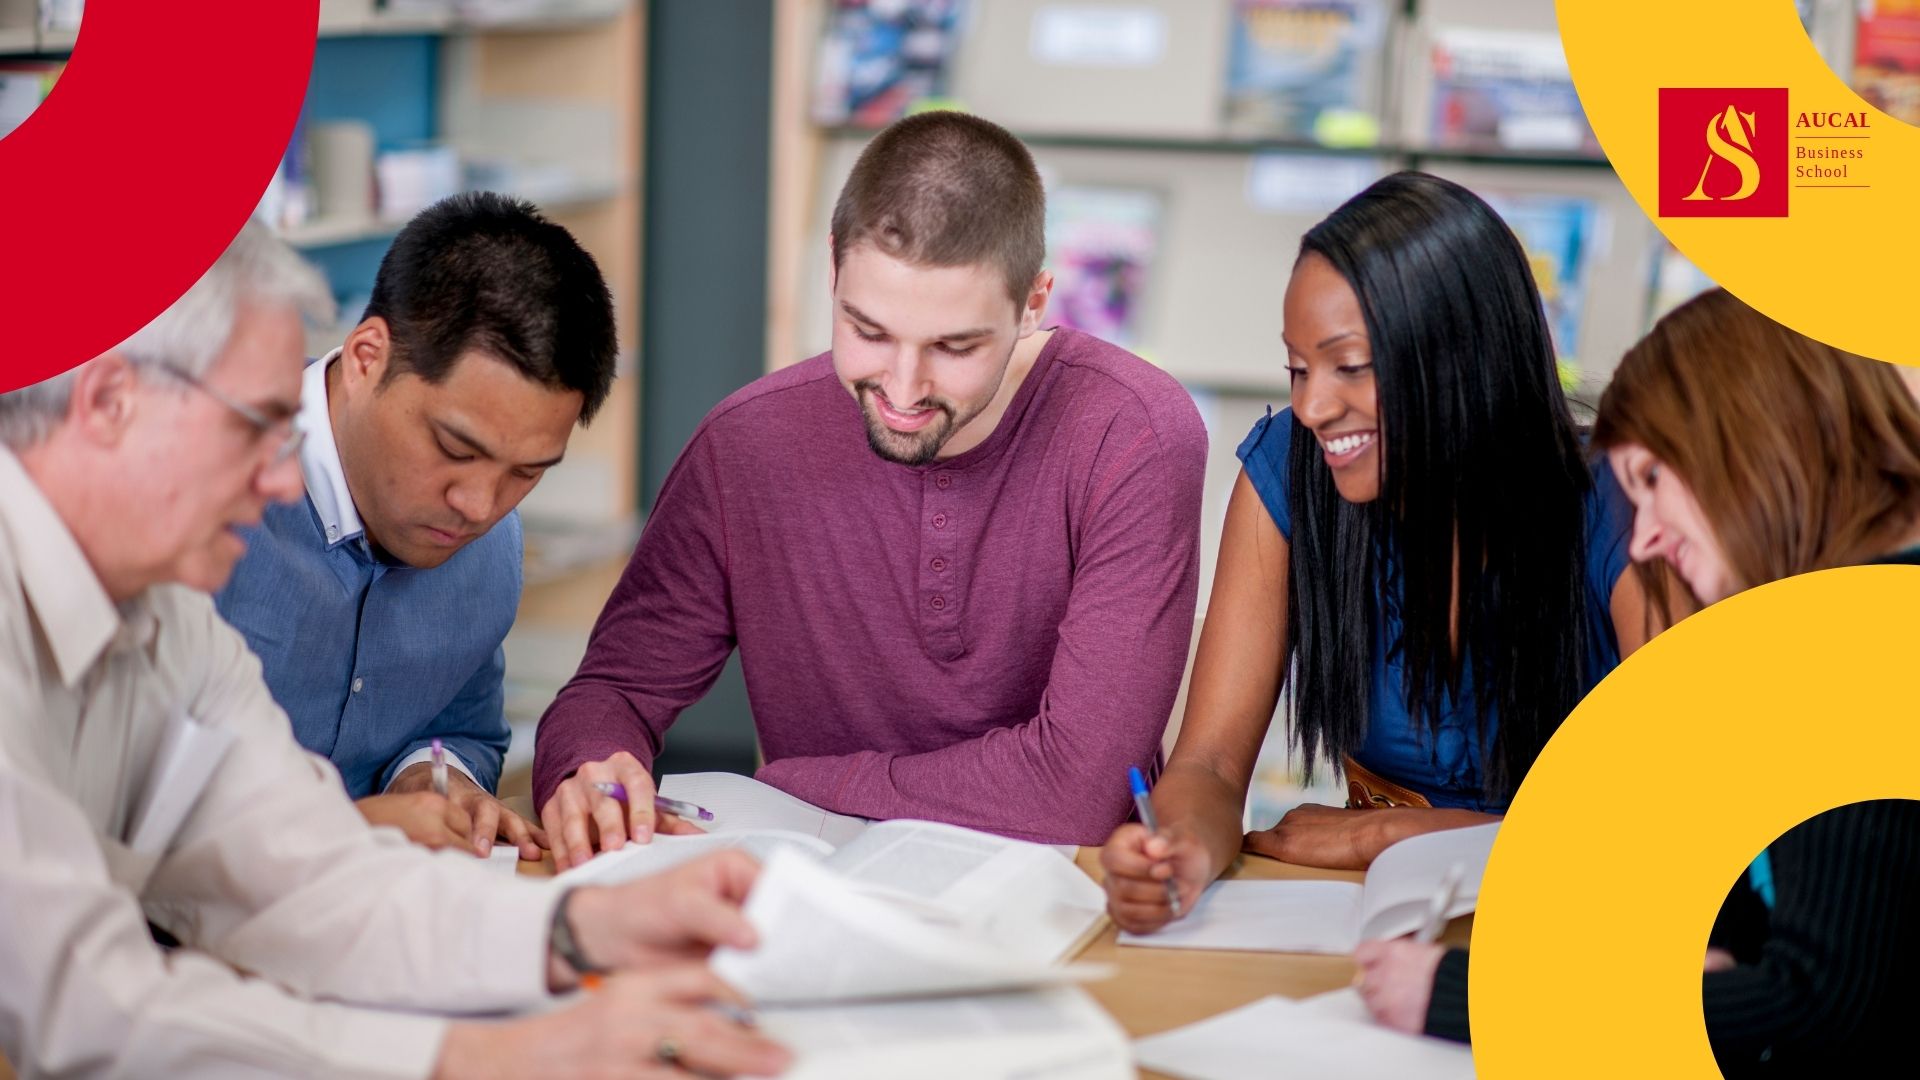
[430,737,449,798]
[1414,861,1468,945]
[590,781,717,823]
[1128,766,1184,919]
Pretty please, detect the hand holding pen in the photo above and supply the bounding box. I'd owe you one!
[1128,766,1184,919]
[540,751,717,870]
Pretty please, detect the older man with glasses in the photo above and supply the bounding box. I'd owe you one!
[0,223,788,1079]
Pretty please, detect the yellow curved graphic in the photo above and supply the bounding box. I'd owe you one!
[1470,567,1920,1078]
[1558,0,1919,365]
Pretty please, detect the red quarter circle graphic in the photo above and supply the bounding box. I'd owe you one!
[0,0,318,394]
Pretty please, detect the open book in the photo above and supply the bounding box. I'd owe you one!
[1118,822,1498,954]
[558,772,1111,1001]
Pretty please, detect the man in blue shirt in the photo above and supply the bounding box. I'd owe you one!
[216,192,618,858]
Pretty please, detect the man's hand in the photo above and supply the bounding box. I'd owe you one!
[1354,938,1448,1035]
[387,762,548,860]
[356,791,476,853]
[436,964,790,1080]
[540,751,704,871]
[552,850,762,989]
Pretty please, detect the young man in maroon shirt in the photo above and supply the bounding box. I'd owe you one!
[535,110,1207,862]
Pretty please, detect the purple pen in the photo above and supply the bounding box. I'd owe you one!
[590,781,716,823]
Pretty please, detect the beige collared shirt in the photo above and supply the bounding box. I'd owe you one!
[0,445,560,1078]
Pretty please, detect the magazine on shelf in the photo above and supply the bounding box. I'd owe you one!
[812,0,967,127]
[1427,25,1600,156]
[1044,185,1163,348]
[1480,191,1601,369]
[1221,0,1389,145]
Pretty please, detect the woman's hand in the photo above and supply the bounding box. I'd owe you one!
[1099,821,1216,934]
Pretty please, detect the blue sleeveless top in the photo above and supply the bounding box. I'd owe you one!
[1237,408,1632,811]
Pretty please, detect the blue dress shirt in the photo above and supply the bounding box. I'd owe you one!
[214,355,522,797]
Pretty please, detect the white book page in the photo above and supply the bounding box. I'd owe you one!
[1133,994,1476,1080]
[762,986,1132,1080]
[1355,822,1499,941]
[659,772,870,846]
[823,820,1107,963]
[555,829,835,888]
[712,850,1108,1004]
[1117,880,1364,954]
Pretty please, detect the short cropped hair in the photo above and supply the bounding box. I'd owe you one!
[364,192,618,423]
[829,111,1046,305]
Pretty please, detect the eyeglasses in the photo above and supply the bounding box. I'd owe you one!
[154,362,305,467]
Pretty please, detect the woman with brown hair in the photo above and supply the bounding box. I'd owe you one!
[1355,288,1920,1078]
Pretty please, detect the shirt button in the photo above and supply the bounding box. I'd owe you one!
[929,596,946,611]
[326,524,339,539]
[930,557,947,572]
[932,513,947,529]
[352,677,364,693]
[936,474,951,489]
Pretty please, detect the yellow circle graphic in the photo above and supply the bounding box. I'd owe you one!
[1471,566,1920,1078]
[1558,1,1920,365]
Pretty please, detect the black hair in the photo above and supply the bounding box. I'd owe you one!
[364,191,617,422]
[1285,171,1597,800]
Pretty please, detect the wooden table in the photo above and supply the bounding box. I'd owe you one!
[1068,848,1471,1078]
[520,841,1470,1080]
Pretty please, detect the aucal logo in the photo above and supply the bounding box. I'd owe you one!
[1659,88,1789,217]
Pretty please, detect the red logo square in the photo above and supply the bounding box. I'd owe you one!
[1658,88,1789,217]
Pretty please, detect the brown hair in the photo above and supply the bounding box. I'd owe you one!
[1594,287,1920,600]
[829,110,1045,305]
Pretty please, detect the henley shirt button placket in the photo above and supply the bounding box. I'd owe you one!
[930,595,946,611]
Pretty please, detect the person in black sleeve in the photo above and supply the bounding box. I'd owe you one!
[1354,289,1920,1073]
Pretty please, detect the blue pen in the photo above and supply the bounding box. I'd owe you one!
[1128,766,1183,919]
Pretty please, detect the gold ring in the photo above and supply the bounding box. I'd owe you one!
[654,1035,683,1065]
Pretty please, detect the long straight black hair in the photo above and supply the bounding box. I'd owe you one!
[1285,171,1596,801]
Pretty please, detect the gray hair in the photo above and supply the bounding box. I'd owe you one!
[0,222,336,448]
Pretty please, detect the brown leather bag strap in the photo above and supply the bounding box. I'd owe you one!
[1343,754,1433,810]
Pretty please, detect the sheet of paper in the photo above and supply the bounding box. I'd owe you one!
[485,845,526,875]
[712,849,1110,1004]
[1117,879,1364,954]
[128,711,237,855]
[825,820,1107,963]
[660,772,870,846]
[1133,995,1476,1080]
[1355,822,1499,941]
[1296,986,1374,1024]
[556,828,835,888]
[762,986,1132,1080]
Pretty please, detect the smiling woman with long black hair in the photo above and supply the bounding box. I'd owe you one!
[1100,171,1654,930]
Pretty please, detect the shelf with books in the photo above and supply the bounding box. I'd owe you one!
[317,1,632,39]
